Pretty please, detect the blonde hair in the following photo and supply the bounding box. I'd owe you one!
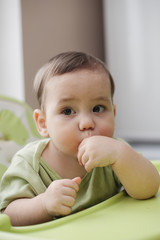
[34,51,115,110]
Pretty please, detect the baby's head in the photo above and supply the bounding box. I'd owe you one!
[34,52,116,150]
[34,51,115,111]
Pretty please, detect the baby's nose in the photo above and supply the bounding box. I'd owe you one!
[79,114,95,131]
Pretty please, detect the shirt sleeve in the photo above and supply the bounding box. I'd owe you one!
[0,154,46,211]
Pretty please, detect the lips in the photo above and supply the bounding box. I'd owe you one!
[82,130,93,138]
[78,131,96,145]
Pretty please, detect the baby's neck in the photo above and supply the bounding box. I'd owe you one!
[42,141,87,179]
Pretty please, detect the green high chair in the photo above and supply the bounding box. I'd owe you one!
[0,96,160,240]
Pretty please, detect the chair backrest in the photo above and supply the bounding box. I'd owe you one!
[0,163,7,180]
[0,95,40,168]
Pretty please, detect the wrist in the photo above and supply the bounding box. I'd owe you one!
[38,193,55,220]
[110,140,127,166]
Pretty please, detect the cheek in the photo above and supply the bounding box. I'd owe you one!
[98,121,115,138]
[51,124,79,155]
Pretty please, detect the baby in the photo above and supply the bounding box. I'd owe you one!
[0,51,159,226]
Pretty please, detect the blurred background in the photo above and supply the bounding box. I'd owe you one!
[0,0,160,159]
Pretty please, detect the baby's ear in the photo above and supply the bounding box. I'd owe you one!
[113,104,116,117]
[33,109,49,137]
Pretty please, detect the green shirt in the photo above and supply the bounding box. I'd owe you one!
[0,138,122,216]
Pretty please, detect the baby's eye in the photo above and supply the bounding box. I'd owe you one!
[62,108,75,115]
[93,105,105,113]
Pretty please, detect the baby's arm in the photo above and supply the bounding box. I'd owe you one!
[78,136,160,199]
[2,177,81,226]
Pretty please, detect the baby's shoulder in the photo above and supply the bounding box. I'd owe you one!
[11,138,50,167]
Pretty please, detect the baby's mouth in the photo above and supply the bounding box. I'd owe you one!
[78,131,94,145]
[82,130,93,138]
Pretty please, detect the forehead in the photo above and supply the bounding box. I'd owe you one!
[45,69,111,102]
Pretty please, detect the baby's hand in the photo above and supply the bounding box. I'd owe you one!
[77,136,117,172]
[42,177,81,217]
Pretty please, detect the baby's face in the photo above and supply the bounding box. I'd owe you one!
[43,69,116,158]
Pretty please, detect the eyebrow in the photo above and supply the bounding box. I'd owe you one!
[90,96,112,104]
[93,96,111,102]
[57,96,111,104]
[57,97,76,104]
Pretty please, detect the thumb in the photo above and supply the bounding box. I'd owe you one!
[72,177,82,185]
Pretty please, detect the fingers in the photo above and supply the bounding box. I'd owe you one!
[77,142,92,172]
[62,178,81,201]
[44,178,82,217]
[58,205,72,216]
[61,186,75,198]
[72,177,82,185]
[61,195,76,208]
[77,142,88,166]
[59,178,81,215]
[78,151,92,172]
[77,144,85,166]
[66,178,81,191]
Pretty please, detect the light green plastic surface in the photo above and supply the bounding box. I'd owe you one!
[0,95,40,142]
[0,165,7,181]
[0,160,160,240]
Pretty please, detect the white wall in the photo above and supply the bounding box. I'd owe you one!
[103,0,160,141]
[0,0,24,101]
